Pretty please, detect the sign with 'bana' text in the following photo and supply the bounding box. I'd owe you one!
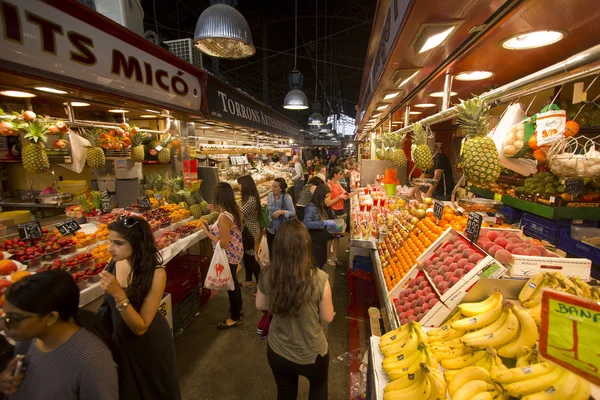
[0,0,202,113]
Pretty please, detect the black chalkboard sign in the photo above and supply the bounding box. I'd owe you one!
[137,196,151,209]
[17,221,42,240]
[465,213,483,241]
[433,200,444,220]
[565,178,584,195]
[101,190,110,200]
[56,218,81,236]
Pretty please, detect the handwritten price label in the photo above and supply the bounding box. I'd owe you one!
[539,290,600,385]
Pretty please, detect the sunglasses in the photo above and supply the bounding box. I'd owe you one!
[1,313,37,329]
[117,215,139,228]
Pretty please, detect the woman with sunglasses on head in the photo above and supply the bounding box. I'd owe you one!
[201,182,245,329]
[97,215,181,400]
[303,184,339,269]
[256,219,334,400]
[266,177,296,253]
[0,270,118,399]
[237,175,262,292]
[326,166,358,267]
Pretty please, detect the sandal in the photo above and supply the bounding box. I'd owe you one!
[242,281,254,288]
[334,259,343,266]
[217,319,242,329]
[327,259,336,267]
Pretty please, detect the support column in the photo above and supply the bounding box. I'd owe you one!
[404,106,410,128]
[442,72,454,111]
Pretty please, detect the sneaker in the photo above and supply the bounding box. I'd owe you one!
[334,259,343,266]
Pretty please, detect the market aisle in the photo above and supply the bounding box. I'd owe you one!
[175,238,352,399]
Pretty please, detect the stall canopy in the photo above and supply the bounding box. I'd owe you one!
[0,0,208,117]
[205,74,301,140]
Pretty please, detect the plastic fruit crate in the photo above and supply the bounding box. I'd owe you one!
[520,213,571,245]
[498,205,522,224]
[558,227,600,265]
[165,255,208,306]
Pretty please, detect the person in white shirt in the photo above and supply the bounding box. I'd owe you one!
[291,155,305,202]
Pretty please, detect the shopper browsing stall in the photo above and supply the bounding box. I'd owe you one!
[326,167,357,266]
[303,184,339,269]
[266,178,296,253]
[237,175,262,292]
[256,219,334,400]
[202,183,245,329]
[99,215,181,399]
[291,155,305,202]
[0,270,118,400]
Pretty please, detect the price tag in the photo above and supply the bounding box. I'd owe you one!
[465,212,483,241]
[101,198,112,213]
[56,218,81,236]
[539,290,600,386]
[433,200,444,220]
[101,190,110,201]
[17,221,42,240]
[565,178,584,196]
[493,193,502,202]
[155,144,163,152]
[137,196,152,209]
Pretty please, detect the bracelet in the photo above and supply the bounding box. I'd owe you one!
[116,296,128,304]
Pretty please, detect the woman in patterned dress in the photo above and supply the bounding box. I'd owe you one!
[202,183,245,329]
[237,175,262,292]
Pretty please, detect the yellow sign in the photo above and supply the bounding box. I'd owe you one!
[539,290,600,386]
[493,193,502,202]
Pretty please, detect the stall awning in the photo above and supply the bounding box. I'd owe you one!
[205,74,301,140]
[0,0,208,117]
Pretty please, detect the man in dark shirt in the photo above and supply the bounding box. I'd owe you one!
[423,143,455,200]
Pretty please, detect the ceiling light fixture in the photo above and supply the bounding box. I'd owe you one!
[108,109,129,113]
[35,86,68,94]
[307,0,325,126]
[372,113,381,118]
[411,21,463,54]
[283,0,309,110]
[501,30,564,50]
[140,114,158,118]
[430,91,457,98]
[383,91,399,100]
[413,103,436,108]
[376,104,389,111]
[0,90,35,98]
[455,71,494,81]
[64,102,90,107]
[193,2,255,59]
[308,102,325,126]
[409,111,422,115]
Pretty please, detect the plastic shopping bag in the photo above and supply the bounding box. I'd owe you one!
[493,103,537,176]
[536,104,566,147]
[256,234,270,268]
[59,132,90,173]
[204,242,234,291]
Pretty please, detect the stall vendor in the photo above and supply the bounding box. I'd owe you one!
[423,143,454,201]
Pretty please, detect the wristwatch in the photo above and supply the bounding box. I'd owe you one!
[116,300,130,312]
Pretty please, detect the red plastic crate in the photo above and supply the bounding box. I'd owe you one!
[348,269,379,312]
[165,255,210,306]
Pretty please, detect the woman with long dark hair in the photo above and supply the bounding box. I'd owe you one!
[237,175,262,291]
[256,219,334,400]
[202,182,245,329]
[295,174,326,221]
[266,177,296,253]
[98,215,181,399]
[303,184,339,269]
[326,166,357,266]
[0,270,118,399]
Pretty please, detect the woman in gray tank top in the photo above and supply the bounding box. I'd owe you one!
[256,219,335,400]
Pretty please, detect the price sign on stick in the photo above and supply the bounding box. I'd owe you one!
[56,218,81,236]
[565,178,585,198]
[465,212,483,242]
[539,290,600,386]
[17,221,42,240]
[433,200,444,220]
[137,196,152,209]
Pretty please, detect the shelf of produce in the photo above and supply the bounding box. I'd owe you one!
[370,249,399,331]
[79,228,207,306]
[468,186,497,200]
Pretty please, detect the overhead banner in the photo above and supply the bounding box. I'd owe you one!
[0,0,204,114]
[206,75,300,139]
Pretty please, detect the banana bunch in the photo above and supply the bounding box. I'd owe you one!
[518,272,596,325]
[427,312,466,344]
[493,358,590,400]
[447,365,507,400]
[384,363,446,400]
[443,347,506,383]
[380,320,428,358]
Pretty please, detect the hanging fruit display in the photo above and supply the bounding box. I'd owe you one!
[391,132,407,167]
[410,122,433,170]
[21,114,50,173]
[158,134,174,164]
[130,131,147,162]
[84,129,106,169]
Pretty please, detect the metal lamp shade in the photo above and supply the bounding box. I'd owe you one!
[194,4,256,59]
[308,102,324,125]
[283,89,309,110]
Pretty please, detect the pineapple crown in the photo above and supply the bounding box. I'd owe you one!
[84,128,102,147]
[456,96,491,138]
[132,132,147,146]
[373,137,383,148]
[393,133,407,148]
[382,132,394,147]
[410,122,428,145]
[23,119,50,144]
[160,134,174,147]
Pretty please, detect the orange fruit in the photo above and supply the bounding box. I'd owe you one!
[10,271,30,283]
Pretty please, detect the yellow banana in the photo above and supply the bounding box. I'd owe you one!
[385,352,426,381]
[470,392,494,400]
[380,324,411,349]
[521,368,579,400]
[516,346,538,367]
[497,303,538,358]
[448,366,491,397]
[383,343,424,371]
[444,368,459,382]
[461,309,508,341]
[570,276,592,299]
[518,273,544,303]
[427,312,463,337]
[572,376,591,400]
[383,369,429,399]
[452,299,504,331]
[453,380,494,400]
[475,355,492,371]
[462,306,519,349]
[428,327,465,343]
[526,302,542,326]
[441,350,487,370]
[492,362,556,383]
[459,290,503,317]
[381,329,421,358]
[432,343,475,361]
[489,355,507,377]
[384,369,423,392]
[501,367,564,397]
[430,337,463,349]
[425,366,447,400]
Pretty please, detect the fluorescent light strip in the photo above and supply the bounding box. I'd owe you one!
[108,109,129,113]
[398,70,420,88]
[455,71,494,81]
[419,26,455,53]
[35,86,68,94]
[383,91,399,100]
[0,90,35,98]
[430,91,457,98]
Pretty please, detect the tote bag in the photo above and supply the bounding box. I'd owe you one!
[204,242,235,291]
[256,234,270,268]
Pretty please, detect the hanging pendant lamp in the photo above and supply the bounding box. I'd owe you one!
[307,0,324,124]
[194,1,255,59]
[308,102,324,126]
[283,0,309,110]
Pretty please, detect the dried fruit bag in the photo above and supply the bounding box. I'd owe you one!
[535,104,566,147]
[502,116,535,158]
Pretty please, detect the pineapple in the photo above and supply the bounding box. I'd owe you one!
[410,122,433,170]
[21,119,50,173]
[130,132,147,162]
[457,96,501,185]
[85,129,106,169]
[391,133,407,167]
[382,134,394,160]
[373,138,384,160]
[158,134,173,164]
[203,211,219,225]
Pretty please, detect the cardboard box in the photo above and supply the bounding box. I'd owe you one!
[158,293,173,336]
[507,256,591,280]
